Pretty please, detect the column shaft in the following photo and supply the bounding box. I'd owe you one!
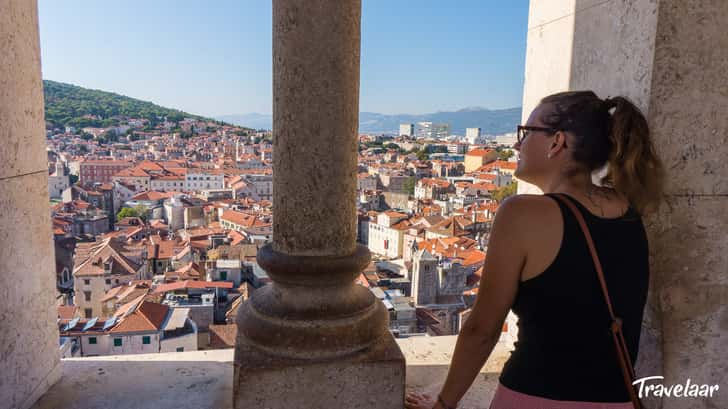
[272,0,360,257]
[0,1,61,408]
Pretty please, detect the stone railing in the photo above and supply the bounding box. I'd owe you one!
[32,336,513,409]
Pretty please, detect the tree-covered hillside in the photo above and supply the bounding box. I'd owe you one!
[43,80,206,129]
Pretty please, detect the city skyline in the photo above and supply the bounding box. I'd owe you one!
[38,0,529,117]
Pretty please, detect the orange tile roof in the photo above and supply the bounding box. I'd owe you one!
[136,160,166,172]
[470,182,498,191]
[146,238,183,260]
[110,301,169,333]
[383,210,408,218]
[57,305,78,320]
[115,167,151,178]
[466,148,494,157]
[221,210,271,228]
[73,238,141,277]
[81,159,132,166]
[418,178,451,188]
[494,160,517,170]
[165,262,203,281]
[130,190,170,201]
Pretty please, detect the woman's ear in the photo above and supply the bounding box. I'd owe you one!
[554,130,569,150]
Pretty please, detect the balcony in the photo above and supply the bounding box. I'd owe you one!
[33,336,512,409]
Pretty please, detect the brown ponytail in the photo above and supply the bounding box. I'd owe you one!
[540,91,665,215]
[602,96,665,215]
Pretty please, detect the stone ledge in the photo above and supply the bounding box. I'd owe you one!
[32,350,235,409]
[31,337,511,409]
[401,336,513,409]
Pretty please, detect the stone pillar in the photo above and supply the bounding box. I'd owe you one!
[0,1,61,409]
[646,2,728,408]
[521,1,728,408]
[234,0,405,407]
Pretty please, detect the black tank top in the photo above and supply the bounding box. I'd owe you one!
[498,192,649,402]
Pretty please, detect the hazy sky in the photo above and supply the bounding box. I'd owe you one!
[38,1,529,117]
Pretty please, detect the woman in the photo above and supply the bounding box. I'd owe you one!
[405,91,665,409]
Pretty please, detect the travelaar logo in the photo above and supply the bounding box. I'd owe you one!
[633,376,719,398]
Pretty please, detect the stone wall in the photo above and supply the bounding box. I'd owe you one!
[646,2,728,408]
[0,1,61,408]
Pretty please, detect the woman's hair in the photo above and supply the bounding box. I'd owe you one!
[539,90,665,215]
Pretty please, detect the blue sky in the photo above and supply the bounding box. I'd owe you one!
[38,1,529,117]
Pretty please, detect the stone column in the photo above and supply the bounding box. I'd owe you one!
[0,1,61,408]
[234,0,405,407]
[646,2,728,408]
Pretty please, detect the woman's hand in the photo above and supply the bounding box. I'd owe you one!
[405,391,439,409]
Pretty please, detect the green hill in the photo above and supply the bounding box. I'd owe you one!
[43,80,210,130]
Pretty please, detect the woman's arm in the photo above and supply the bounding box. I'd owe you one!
[436,195,530,407]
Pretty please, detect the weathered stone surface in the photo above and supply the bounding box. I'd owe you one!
[271,0,361,257]
[0,2,60,407]
[520,2,575,135]
[235,334,405,408]
[570,0,658,109]
[0,0,48,180]
[30,338,504,409]
[648,0,728,196]
[32,351,234,409]
[402,336,513,409]
[647,195,728,409]
[0,172,60,409]
[238,244,391,360]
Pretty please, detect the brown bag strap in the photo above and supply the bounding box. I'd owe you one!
[551,193,643,409]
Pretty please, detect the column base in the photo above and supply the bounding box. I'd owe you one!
[234,332,405,409]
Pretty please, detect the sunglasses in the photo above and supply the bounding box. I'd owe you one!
[516,125,559,145]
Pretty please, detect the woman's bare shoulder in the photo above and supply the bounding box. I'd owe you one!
[500,194,560,213]
[496,194,561,226]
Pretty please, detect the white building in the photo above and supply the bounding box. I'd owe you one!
[240,173,273,201]
[150,175,185,192]
[416,122,450,139]
[58,301,198,357]
[208,259,243,287]
[185,170,224,191]
[163,196,187,231]
[465,127,481,140]
[465,128,483,144]
[367,211,410,259]
[399,123,415,137]
[48,161,70,199]
[495,132,518,147]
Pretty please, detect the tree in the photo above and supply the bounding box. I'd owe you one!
[491,182,518,203]
[69,174,79,185]
[416,149,429,161]
[383,143,405,153]
[498,149,515,161]
[403,177,417,196]
[116,207,140,221]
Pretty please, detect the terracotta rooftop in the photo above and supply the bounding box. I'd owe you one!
[110,301,169,333]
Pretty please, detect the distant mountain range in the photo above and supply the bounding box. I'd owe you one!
[218,107,522,135]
